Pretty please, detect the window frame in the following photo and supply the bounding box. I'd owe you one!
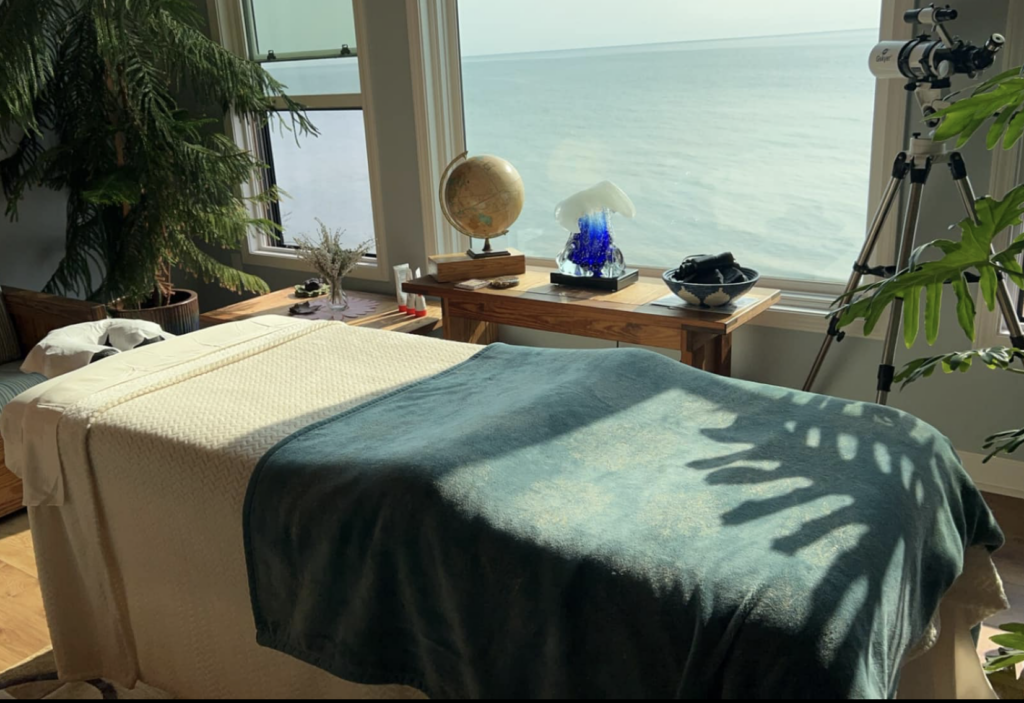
[978,0,1024,348]
[411,0,913,335]
[207,0,390,282]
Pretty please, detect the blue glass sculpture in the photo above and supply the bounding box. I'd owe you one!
[555,181,636,278]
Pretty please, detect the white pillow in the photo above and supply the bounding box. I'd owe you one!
[21,319,174,379]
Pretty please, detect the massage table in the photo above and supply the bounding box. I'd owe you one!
[0,317,1009,699]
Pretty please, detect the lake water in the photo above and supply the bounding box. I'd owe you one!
[461,30,879,282]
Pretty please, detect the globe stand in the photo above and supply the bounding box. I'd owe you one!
[466,236,513,260]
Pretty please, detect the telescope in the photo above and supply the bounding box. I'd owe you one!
[804,3,1024,403]
[869,4,1004,86]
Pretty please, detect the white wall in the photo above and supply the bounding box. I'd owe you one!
[0,187,67,292]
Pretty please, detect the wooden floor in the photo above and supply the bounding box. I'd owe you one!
[0,495,1022,675]
[979,493,1024,671]
[0,511,48,671]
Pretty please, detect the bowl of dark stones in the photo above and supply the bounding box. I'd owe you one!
[663,253,759,308]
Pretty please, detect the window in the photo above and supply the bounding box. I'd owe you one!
[456,0,887,286]
[239,0,379,254]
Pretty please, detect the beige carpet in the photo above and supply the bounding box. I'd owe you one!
[0,649,169,700]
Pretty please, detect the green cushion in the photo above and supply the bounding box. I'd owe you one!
[0,362,45,411]
[0,287,19,364]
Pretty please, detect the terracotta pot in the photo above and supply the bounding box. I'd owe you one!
[109,289,200,335]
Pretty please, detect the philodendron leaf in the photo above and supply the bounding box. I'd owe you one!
[987,103,1021,149]
[952,276,976,341]
[974,68,1024,96]
[996,243,1024,291]
[1000,624,1024,635]
[942,352,974,374]
[1005,110,1024,150]
[925,283,942,345]
[931,75,1024,149]
[934,107,979,143]
[895,347,1024,389]
[985,427,1024,461]
[979,266,999,311]
[835,185,1024,344]
[991,633,1024,650]
[893,350,1024,462]
[956,112,993,149]
[903,287,921,348]
[984,653,1024,675]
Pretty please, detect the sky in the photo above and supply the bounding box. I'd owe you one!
[458,0,882,57]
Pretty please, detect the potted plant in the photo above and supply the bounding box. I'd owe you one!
[0,0,315,334]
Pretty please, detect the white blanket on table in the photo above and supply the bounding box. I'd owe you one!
[0,316,1008,699]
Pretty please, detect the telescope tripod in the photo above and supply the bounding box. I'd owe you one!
[803,134,1024,405]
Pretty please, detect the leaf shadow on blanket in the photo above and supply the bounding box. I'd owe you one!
[243,346,1004,699]
[683,386,1002,696]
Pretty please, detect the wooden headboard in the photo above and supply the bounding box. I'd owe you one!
[2,287,108,355]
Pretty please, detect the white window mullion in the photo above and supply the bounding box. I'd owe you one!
[408,0,465,258]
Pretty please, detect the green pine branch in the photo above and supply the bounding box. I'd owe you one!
[0,0,316,306]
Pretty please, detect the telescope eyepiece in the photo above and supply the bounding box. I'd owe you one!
[904,5,958,26]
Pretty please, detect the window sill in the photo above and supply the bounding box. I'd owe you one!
[735,290,885,340]
[241,242,390,282]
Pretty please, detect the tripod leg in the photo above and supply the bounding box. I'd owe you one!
[877,160,932,405]
[949,154,1024,350]
[804,154,909,393]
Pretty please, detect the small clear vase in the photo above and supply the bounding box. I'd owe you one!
[328,275,349,312]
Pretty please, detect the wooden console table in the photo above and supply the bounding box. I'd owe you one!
[200,288,443,336]
[403,270,780,377]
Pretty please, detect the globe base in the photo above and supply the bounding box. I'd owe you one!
[466,247,513,259]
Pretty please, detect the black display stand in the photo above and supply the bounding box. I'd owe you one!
[550,268,639,292]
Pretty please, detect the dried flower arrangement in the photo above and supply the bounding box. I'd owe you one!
[294,220,374,311]
[295,220,374,283]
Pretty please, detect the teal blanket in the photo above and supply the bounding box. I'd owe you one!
[244,344,1003,699]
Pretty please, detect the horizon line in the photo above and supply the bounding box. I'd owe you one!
[462,27,877,60]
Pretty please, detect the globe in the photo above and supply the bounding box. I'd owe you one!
[440,154,526,243]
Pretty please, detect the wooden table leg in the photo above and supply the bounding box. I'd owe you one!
[681,331,715,371]
[680,331,695,367]
[710,333,733,377]
[442,300,499,345]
